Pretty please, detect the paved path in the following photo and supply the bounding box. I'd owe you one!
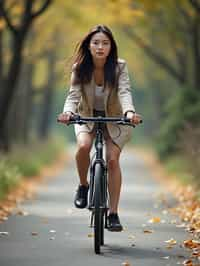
[0,147,191,266]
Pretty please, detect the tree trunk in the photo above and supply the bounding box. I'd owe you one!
[23,62,34,143]
[38,52,56,139]
[192,15,200,90]
[0,0,52,151]
[0,33,27,150]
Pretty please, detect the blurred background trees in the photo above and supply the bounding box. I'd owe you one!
[0,0,199,184]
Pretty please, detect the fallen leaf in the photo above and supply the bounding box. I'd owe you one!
[31,232,38,236]
[49,230,56,233]
[183,239,200,249]
[183,259,193,265]
[191,248,200,257]
[166,245,173,249]
[122,261,131,266]
[16,209,29,216]
[143,229,153,233]
[128,235,135,240]
[161,256,170,259]
[0,231,9,236]
[148,217,161,223]
[165,238,177,245]
[176,223,187,228]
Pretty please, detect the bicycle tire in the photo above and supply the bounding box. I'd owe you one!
[94,163,104,254]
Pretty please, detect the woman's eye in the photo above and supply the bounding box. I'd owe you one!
[92,41,110,46]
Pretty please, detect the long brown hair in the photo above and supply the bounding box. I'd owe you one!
[72,25,118,89]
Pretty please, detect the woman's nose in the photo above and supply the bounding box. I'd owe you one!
[98,43,103,49]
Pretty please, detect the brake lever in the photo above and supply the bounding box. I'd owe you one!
[116,121,135,127]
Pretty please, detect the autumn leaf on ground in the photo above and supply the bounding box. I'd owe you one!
[0,231,9,236]
[31,232,38,236]
[165,238,177,245]
[128,234,135,240]
[143,229,153,233]
[176,223,187,228]
[183,239,200,249]
[148,217,161,223]
[49,230,56,233]
[161,256,170,259]
[122,261,131,266]
[191,247,200,258]
[183,259,194,265]
[16,209,29,216]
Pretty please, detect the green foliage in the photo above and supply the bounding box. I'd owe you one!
[8,137,65,177]
[0,137,65,199]
[156,87,200,159]
[164,155,197,187]
[0,160,21,200]
[9,156,42,177]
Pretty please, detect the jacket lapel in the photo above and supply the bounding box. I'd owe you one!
[84,76,112,113]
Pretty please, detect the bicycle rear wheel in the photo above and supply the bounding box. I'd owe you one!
[94,163,104,254]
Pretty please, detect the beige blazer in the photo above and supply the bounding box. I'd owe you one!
[63,58,136,149]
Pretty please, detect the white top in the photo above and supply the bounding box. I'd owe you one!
[94,85,105,111]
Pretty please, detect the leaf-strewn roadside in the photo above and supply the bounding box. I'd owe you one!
[0,138,67,222]
[134,148,200,265]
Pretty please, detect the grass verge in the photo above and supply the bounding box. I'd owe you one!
[0,136,65,201]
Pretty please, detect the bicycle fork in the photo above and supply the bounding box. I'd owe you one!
[90,208,108,228]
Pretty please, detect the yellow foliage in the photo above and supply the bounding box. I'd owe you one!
[0,19,6,30]
[11,5,24,16]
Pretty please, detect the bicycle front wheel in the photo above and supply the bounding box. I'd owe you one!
[94,163,104,254]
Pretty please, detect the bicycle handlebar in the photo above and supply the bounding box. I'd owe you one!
[57,114,142,127]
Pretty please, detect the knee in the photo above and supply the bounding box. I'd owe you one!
[76,141,91,156]
[107,156,119,170]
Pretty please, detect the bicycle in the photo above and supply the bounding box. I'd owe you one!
[57,114,142,254]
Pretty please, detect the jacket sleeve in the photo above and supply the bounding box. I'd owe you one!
[117,60,136,115]
[63,71,81,114]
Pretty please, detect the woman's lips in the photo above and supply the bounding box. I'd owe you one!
[96,52,104,55]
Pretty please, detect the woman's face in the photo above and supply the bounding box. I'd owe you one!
[89,32,111,60]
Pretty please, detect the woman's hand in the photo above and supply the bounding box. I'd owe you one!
[57,112,73,124]
[126,111,142,125]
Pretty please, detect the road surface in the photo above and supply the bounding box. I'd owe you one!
[0,147,191,266]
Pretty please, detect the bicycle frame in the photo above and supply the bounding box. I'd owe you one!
[57,114,142,254]
[88,122,108,218]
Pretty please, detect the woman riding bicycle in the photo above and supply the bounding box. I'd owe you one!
[58,25,141,232]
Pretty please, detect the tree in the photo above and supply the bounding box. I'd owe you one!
[0,0,52,151]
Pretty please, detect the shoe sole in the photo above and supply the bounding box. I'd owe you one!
[107,227,123,232]
[74,202,88,209]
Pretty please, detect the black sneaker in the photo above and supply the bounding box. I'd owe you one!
[74,184,89,209]
[107,213,123,232]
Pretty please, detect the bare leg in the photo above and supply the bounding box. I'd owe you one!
[106,139,121,214]
[76,132,94,186]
